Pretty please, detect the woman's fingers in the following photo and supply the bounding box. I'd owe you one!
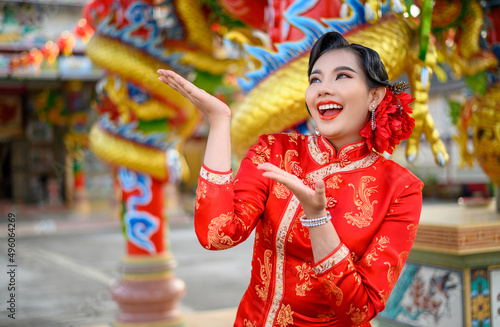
[158,69,195,100]
[258,163,308,193]
[258,163,294,182]
[157,68,231,122]
[258,163,327,213]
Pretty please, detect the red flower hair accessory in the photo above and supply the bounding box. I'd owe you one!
[359,82,415,155]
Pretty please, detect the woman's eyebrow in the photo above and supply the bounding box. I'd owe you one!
[310,66,358,76]
[334,66,358,74]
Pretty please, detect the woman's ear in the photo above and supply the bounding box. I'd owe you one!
[370,86,386,108]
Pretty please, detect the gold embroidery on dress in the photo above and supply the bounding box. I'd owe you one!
[256,249,273,301]
[276,304,294,327]
[344,176,378,228]
[326,175,343,189]
[322,271,344,306]
[336,152,351,167]
[243,319,256,327]
[288,133,299,145]
[385,251,409,289]
[195,181,207,210]
[300,224,310,240]
[347,259,362,285]
[407,223,418,242]
[250,144,271,165]
[359,236,390,267]
[288,212,309,243]
[325,197,337,209]
[262,221,273,244]
[347,304,368,325]
[288,213,310,243]
[379,289,390,305]
[273,182,291,199]
[307,137,329,164]
[308,136,366,165]
[206,212,244,250]
[287,218,297,243]
[351,251,360,262]
[239,201,260,224]
[312,244,350,275]
[318,308,336,321]
[200,166,233,185]
[305,153,379,186]
[268,135,276,145]
[295,263,313,296]
[265,196,301,326]
[278,150,303,177]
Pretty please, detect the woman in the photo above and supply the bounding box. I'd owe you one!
[158,31,423,327]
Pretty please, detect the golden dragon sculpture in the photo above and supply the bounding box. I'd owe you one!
[222,0,497,167]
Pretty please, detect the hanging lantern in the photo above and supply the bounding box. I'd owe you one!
[57,31,76,56]
[29,48,44,70]
[9,56,21,71]
[43,41,60,65]
[74,18,94,43]
[19,51,31,67]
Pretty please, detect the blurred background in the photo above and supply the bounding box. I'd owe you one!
[0,0,499,326]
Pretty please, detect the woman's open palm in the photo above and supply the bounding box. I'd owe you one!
[157,69,231,123]
[257,162,327,218]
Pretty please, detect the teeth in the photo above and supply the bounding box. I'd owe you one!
[318,103,343,110]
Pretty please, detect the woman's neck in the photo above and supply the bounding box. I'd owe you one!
[324,135,364,152]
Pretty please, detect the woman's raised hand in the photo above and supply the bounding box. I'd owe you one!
[157,69,231,125]
[257,163,327,219]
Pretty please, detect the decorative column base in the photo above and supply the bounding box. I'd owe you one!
[111,253,186,327]
[375,203,500,327]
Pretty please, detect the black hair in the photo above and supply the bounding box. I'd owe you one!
[308,32,390,90]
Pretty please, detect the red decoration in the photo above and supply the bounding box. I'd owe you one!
[42,41,60,64]
[74,171,85,188]
[359,90,415,154]
[57,31,76,56]
[267,0,342,45]
[487,7,500,45]
[29,48,44,69]
[122,177,165,255]
[19,52,31,66]
[9,56,21,70]
[74,18,94,42]
[218,0,267,30]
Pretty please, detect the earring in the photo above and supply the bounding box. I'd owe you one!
[315,128,320,136]
[371,105,376,130]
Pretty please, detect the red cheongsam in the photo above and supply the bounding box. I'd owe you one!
[194,133,423,327]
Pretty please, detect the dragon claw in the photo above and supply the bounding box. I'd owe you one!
[436,152,448,167]
[391,0,404,15]
[407,153,417,163]
[364,3,376,22]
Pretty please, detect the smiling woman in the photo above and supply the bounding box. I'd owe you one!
[157,31,422,327]
[306,49,378,149]
[306,32,414,155]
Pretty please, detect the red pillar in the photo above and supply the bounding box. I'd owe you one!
[111,167,186,327]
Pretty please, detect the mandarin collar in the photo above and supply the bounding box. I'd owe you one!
[316,136,370,165]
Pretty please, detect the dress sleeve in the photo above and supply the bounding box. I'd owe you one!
[194,135,271,250]
[311,179,423,326]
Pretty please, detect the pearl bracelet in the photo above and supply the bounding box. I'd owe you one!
[299,212,332,227]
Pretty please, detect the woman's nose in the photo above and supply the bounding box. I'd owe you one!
[318,84,333,97]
